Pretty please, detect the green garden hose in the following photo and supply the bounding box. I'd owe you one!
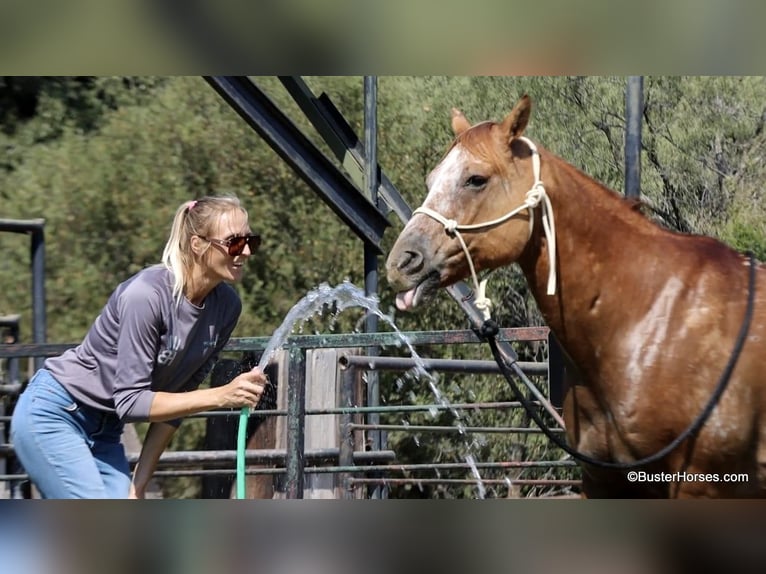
[236,407,248,499]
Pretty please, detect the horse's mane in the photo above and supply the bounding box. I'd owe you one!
[547,145,751,267]
[624,197,646,213]
[544,147,662,229]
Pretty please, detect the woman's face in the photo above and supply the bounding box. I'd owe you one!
[202,209,254,284]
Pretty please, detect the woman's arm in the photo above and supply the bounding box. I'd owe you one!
[129,367,267,498]
[146,366,268,423]
[130,421,177,499]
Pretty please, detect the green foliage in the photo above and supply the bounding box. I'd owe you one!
[640,77,766,234]
[721,218,766,261]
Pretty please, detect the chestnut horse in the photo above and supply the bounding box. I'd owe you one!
[386,95,766,498]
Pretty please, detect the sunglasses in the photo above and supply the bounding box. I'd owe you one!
[199,233,261,256]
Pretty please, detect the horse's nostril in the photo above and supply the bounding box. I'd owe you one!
[399,250,424,273]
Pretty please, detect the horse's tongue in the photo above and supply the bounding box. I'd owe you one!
[395,289,416,311]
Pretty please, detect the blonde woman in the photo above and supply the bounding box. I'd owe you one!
[11,196,267,498]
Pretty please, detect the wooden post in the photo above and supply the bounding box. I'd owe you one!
[303,349,340,498]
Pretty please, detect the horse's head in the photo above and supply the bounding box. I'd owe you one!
[386,95,540,312]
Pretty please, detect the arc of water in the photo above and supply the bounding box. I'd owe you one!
[235,281,486,499]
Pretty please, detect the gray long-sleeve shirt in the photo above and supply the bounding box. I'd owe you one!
[45,264,241,423]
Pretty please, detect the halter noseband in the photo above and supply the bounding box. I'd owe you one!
[412,136,557,320]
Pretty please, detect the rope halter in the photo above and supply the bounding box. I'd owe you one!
[412,136,557,321]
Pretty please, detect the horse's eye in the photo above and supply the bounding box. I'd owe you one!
[465,175,488,189]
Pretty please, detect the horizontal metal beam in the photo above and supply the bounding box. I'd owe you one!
[278,76,413,222]
[0,218,45,233]
[204,76,389,252]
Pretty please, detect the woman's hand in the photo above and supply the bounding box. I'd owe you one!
[128,482,144,499]
[217,367,268,409]
[147,368,269,422]
[130,422,177,498]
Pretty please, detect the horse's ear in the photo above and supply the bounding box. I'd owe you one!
[451,108,471,136]
[501,94,532,142]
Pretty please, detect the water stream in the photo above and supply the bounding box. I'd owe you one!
[256,280,487,499]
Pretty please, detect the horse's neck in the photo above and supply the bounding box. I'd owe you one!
[517,156,653,369]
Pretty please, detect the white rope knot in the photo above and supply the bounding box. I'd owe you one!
[525,181,546,206]
[443,219,459,235]
[474,278,493,320]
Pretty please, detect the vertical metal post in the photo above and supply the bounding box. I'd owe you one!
[625,76,644,199]
[30,226,46,371]
[547,332,567,409]
[284,347,306,499]
[363,76,385,499]
[2,220,46,373]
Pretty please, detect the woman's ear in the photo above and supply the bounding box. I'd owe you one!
[190,235,206,257]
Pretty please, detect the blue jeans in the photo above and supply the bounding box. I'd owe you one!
[10,369,131,499]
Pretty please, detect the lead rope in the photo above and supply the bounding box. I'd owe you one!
[413,137,557,320]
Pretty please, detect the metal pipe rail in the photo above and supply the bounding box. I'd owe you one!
[147,458,578,476]
[0,384,21,396]
[0,327,552,359]
[171,400,553,419]
[339,354,548,376]
[132,448,396,469]
[0,460,579,484]
[348,424,566,434]
[337,349,562,430]
[0,401,550,425]
[343,460,577,472]
[348,478,581,488]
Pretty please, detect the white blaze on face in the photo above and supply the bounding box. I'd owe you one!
[422,145,469,215]
[393,146,472,313]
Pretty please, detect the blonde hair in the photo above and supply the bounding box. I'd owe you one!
[161,195,248,303]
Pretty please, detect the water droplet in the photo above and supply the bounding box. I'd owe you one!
[465,454,486,499]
